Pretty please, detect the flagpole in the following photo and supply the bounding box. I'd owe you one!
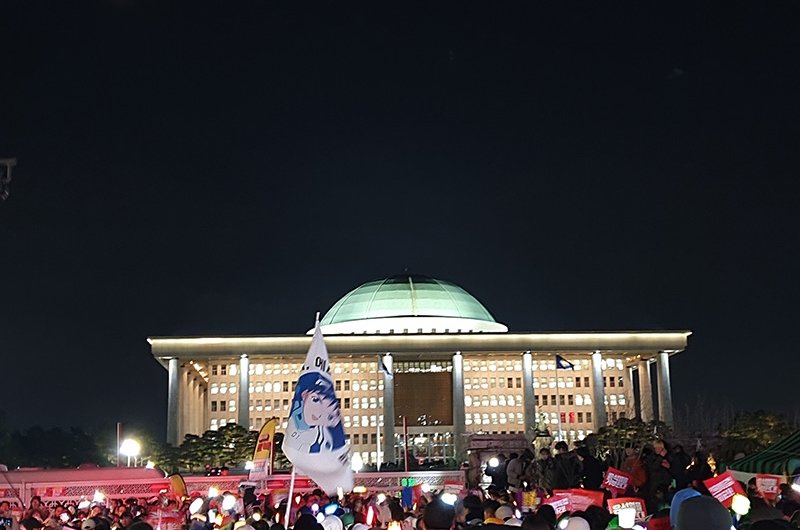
[285,466,296,525]
[376,355,382,471]
[556,372,563,442]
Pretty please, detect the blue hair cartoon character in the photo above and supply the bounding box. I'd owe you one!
[288,371,346,453]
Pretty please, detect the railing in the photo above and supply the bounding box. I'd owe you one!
[0,470,465,508]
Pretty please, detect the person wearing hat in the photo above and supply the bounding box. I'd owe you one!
[675,495,732,530]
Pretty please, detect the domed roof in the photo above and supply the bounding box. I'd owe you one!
[317,275,508,335]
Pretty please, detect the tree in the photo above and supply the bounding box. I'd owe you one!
[721,410,794,457]
[594,417,670,468]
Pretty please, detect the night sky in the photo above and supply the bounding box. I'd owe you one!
[2,3,798,438]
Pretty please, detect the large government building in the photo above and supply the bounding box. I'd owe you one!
[149,275,690,466]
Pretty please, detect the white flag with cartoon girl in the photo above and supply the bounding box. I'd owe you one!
[282,319,353,494]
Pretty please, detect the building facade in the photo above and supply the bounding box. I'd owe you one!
[149,275,689,465]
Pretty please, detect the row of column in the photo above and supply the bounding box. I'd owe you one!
[374,350,674,463]
[166,359,208,446]
[166,350,674,451]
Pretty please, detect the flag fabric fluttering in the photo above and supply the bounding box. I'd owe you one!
[249,417,278,481]
[555,355,576,370]
[378,355,393,377]
[282,319,353,494]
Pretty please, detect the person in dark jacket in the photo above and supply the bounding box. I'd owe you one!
[575,446,603,490]
[552,441,581,490]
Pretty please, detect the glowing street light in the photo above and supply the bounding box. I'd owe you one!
[119,439,141,467]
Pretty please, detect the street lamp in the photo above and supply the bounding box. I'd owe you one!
[119,438,141,467]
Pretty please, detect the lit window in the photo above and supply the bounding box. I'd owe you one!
[255,364,264,375]
[230,364,237,376]
[211,383,219,394]
[229,400,236,412]
[273,382,281,393]
[229,385,237,394]
[575,395,583,406]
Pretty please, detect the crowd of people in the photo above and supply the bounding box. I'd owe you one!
[2,437,799,530]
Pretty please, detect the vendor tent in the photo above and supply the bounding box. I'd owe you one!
[729,430,800,476]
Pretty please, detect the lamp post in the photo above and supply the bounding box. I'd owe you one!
[119,439,141,467]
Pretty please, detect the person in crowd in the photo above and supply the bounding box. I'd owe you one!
[574,447,603,490]
[552,442,580,490]
[485,454,509,491]
[1,502,20,530]
[421,496,455,530]
[686,451,713,488]
[24,498,49,522]
[532,448,556,493]
[505,453,524,493]
[535,505,556,530]
[482,501,504,525]
[620,444,647,494]
[645,440,673,510]
[670,444,692,490]
[675,495,733,530]
[455,495,484,529]
[520,514,550,530]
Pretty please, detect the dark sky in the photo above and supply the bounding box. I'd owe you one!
[2,2,799,438]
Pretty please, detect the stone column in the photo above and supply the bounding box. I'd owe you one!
[239,355,250,429]
[452,352,466,462]
[167,358,182,446]
[522,351,536,442]
[638,360,653,422]
[381,353,395,465]
[590,352,607,431]
[656,352,674,426]
[625,366,636,420]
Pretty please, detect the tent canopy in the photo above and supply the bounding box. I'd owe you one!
[729,430,800,476]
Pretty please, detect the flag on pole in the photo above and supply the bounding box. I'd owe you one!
[282,318,353,494]
[555,355,576,370]
[249,417,278,481]
[378,355,393,377]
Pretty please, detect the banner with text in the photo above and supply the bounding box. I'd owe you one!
[703,471,745,508]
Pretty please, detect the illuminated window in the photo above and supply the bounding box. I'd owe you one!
[211,383,219,394]
[229,400,236,412]
[229,385,237,394]
[272,382,281,393]
[255,364,264,375]
[575,395,583,406]
[230,364,237,376]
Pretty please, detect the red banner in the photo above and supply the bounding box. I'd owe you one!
[607,497,647,521]
[552,489,605,511]
[543,494,573,516]
[703,471,745,508]
[603,467,633,494]
[755,474,783,501]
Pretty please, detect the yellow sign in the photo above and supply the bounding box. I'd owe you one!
[249,418,278,480]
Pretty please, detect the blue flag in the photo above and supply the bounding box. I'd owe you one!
[555,354,576,370]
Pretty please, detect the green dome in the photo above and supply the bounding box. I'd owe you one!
[318,275,507,334]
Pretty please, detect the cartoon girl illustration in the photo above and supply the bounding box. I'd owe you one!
[288,372,346,453]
